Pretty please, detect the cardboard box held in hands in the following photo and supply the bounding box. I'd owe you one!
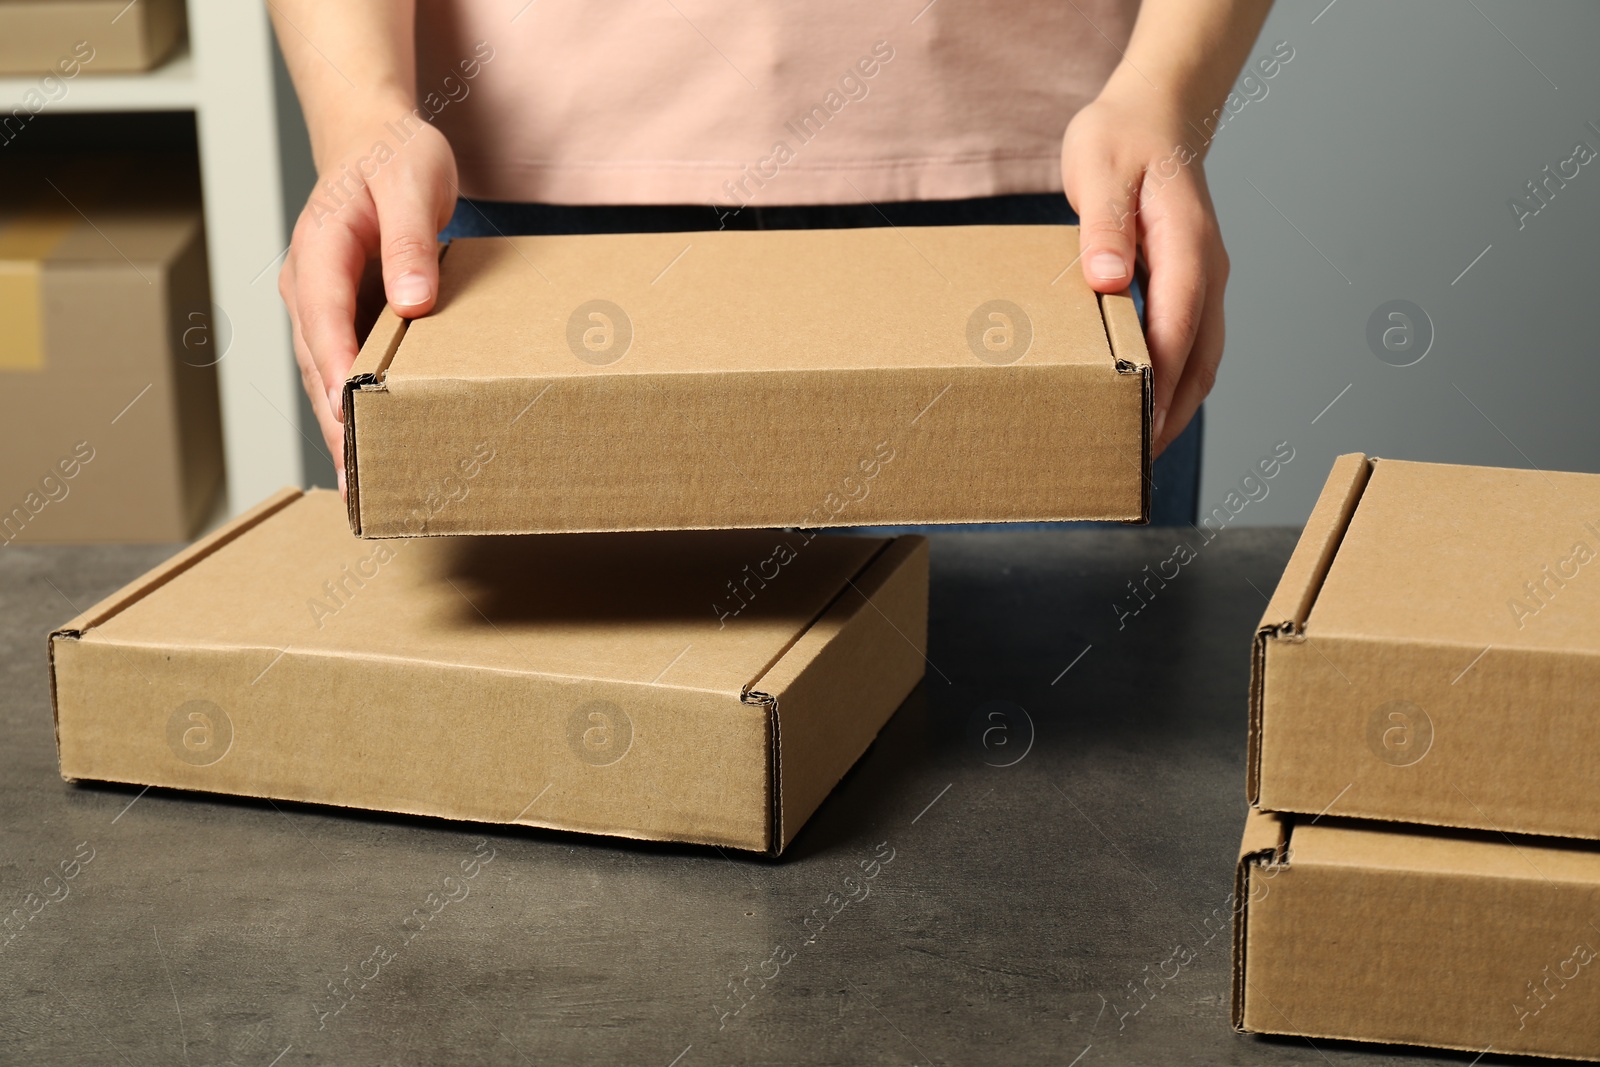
[342,225,1151,537]
[49,489,929,854]
[1250,453,1600,841]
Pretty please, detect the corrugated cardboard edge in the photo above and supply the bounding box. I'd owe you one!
[344,243,448,535]
[1099,291,1152,524]
[1231,808,1291,1032]
[742,535,928,856]
[741,685,781,853]
[47,487,305,778]
[344,309,407,536]
[1246,453,1373,804]
[1230,817,1600,1060]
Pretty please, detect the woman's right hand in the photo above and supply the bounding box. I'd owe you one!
[278,112,458,492]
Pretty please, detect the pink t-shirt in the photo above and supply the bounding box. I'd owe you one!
[414,0,1137,208]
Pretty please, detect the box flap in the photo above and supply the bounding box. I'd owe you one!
[1259,452,1371,637]
[76,491,890,693]
[51,487,303,639]
[343,239,448,392]
[1307,459,1600,652]
[344,307,408,534]
[1097,290,1151,374]
[388,226,1113,380]
[347,304,409,388]
[1099,290,1152,522]
[343,245,448,535]
[745,536,929,852]
[1248,452,1370,803]
[1231,808,1289,1031]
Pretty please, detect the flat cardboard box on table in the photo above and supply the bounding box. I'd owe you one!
[1251,453,1600,841]
[48,489,929,854]
[0,159,223,542]
[344,224,1150,537]
[1233,809,1600,1060]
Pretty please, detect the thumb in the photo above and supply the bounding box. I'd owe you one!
[371,170,449,317]
[1068,167,1141,293]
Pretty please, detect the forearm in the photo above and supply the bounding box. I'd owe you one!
[266,0,417,168]
[1105,0,1273,148]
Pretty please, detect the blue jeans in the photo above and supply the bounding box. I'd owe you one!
[442,194,1202,526]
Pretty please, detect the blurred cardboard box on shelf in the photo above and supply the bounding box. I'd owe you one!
[1233,810,1600,1060]
[1250,453,1600,840]
[49,488,929,854]
[0,156,223,543]
[343,224,1151,537]
[0,0,183,75]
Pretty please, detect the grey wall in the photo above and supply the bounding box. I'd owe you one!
[1202,0,1600,523]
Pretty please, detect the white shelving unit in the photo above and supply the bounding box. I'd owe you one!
[0,7,306,518]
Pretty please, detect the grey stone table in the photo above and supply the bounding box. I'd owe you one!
[0,529,1504,1066]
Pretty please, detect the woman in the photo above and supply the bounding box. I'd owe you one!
[271,0,1271,523]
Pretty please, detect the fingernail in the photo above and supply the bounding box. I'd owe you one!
[1089,252,1128,282]
[391,272,431,307]
[328,386,344,423]
[1153,407,1168,442]
[337,468,347,496]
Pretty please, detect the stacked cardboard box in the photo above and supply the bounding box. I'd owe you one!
[0,0,184,75]
[1,157,224,543]
[50,224,1149,852]
[1233,453,1600,1059]
[49,489,930,853]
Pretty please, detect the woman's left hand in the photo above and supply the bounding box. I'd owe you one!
[1062,84,1230,456]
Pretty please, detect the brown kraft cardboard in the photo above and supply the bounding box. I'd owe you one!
[0,0,183,76]
[1,159,223,544]
[344,224,1150,536]
[1234,809,1600,1060]
[1251,453,1600,840]
[49,488,930,855]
